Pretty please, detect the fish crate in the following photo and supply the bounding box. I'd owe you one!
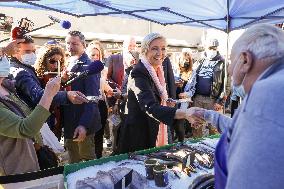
[63,134,220,188]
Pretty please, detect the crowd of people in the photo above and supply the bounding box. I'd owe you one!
[0,23,284,189]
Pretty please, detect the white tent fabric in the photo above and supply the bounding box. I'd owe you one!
[1,0,284,32]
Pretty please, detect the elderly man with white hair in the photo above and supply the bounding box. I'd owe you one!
[106,36,137,90]
[190,23,284,189]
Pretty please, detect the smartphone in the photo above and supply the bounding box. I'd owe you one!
[86,96,102,103]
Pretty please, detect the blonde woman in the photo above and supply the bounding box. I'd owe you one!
[87,40,112,158]
[87,40,105,62]
[117,33,203,153]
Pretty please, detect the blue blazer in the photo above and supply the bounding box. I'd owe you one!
[62,53,102,139]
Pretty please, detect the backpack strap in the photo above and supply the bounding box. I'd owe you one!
[196,58,205,75]
[0,96,26,118]
[0,78,26,117]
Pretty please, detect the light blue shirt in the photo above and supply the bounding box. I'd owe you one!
[204,59,284,189]
[226,60,284,189]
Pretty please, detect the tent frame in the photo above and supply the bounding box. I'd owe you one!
[18,0,284,33]
[10,0,284,104]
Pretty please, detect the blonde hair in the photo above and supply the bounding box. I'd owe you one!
[141,33,167,55]
[232,24,284,62]
[87,40,104,61]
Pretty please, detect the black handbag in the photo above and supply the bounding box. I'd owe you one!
[36,145,59,170]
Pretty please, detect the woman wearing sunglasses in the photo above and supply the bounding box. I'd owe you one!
[34,45,67,140]
[34,45,66,77]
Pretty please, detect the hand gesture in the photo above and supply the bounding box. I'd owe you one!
[190,107,206,119]
[45,76,61,97]
[184,107,206,125]
[67,91,89,104]
[187,107,207,129]
[113,103,119,114]
[73,125,87,142]
[175,80,184,88]
[105,89,113,98]
[166,98,176,107]
[61,69,70,82]
[113,88,122,99]
[179,92,189,99]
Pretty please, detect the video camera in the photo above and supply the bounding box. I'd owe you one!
[0,14,13,32]
[11,17,34,40]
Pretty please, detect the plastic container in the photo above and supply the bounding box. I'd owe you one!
[144,159,158,180]
[153,164,168,187]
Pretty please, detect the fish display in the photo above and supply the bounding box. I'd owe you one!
[76,167,149,189]
[67,138,219,189]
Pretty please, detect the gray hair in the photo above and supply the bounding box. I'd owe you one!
[122,36,136,56]
[232,23,284,62]
[141,33,167,55]
[123,37,136,49]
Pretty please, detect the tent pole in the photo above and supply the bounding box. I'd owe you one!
[223,0,230,114]
[222,32,230,114]
[148,21,152,34]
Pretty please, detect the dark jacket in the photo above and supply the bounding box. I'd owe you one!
[196,53,225,103]
[62,53,102,139]
[9,57,68,109]
[106,54,124,89]
[118,61,177,153]
[163,57,176,99]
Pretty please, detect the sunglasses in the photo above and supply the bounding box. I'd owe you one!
[48,59,63,65]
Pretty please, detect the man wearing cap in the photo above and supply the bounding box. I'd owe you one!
[180,39,226,138]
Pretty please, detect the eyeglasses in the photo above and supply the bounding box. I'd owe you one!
[48,59,63,65]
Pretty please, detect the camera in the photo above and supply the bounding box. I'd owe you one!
[11,17,34,40]
[0,14,13,32]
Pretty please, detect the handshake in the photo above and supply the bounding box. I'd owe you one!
[179,107,208,129]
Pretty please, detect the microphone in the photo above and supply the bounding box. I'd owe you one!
[63,60,104,86]
[48,15,71,29]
